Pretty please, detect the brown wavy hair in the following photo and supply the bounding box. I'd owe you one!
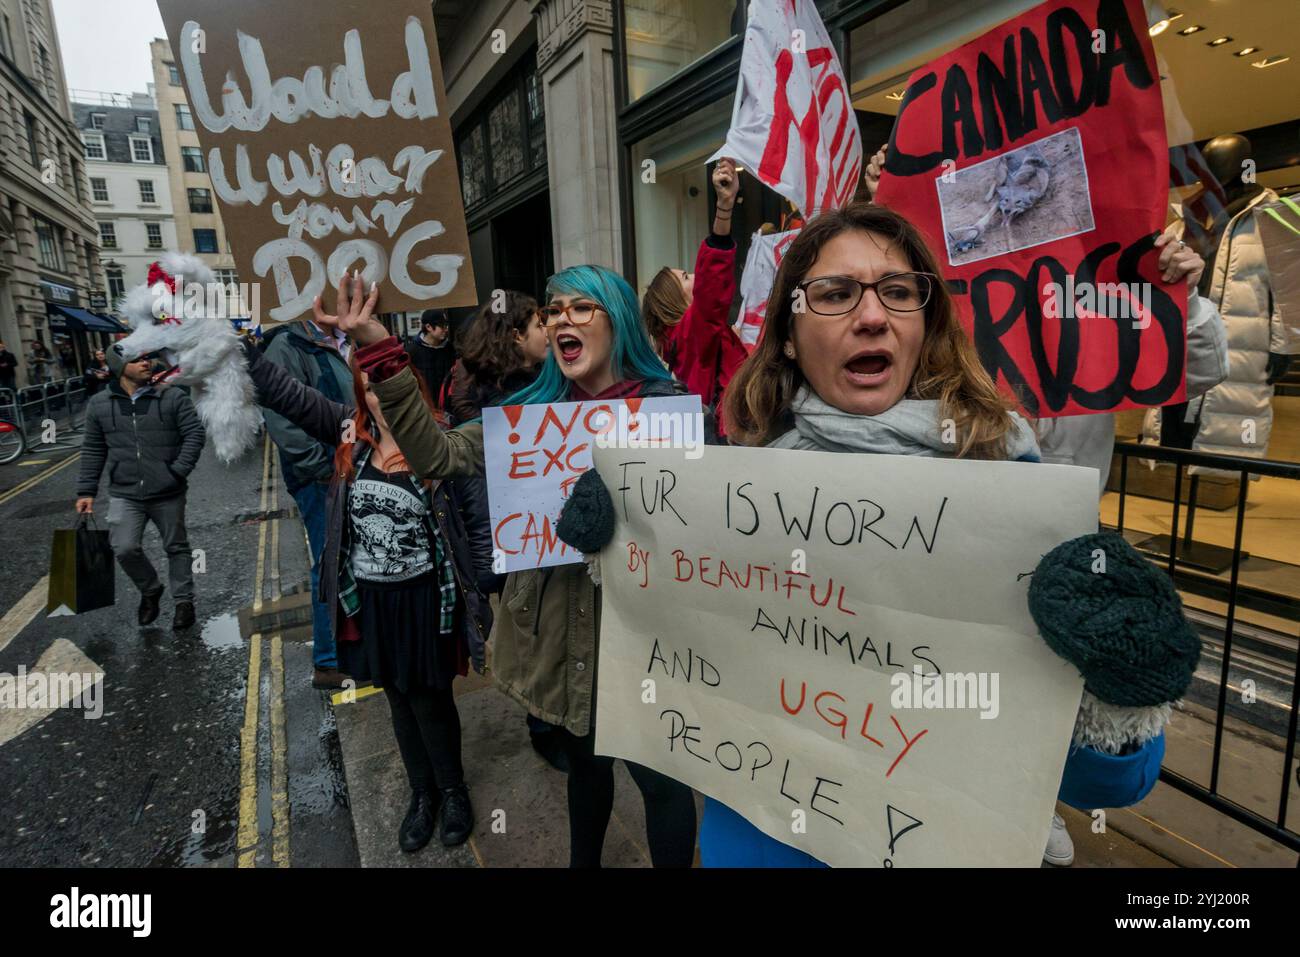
[457,291,539,392]
[642,267,691,356]
[722,202,1017,459]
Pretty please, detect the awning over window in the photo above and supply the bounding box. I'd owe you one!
[46,303,129,334]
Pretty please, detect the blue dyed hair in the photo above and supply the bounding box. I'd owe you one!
[500,265,670,406]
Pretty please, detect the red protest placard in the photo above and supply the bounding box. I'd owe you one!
[875,0,1185,418]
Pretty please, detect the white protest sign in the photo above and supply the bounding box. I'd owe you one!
[738,227,800,348]
[483,396,703,573]
[593,445,1098,867]
[710,0,862,217]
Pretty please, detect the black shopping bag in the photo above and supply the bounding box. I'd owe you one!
[46,516,115,616]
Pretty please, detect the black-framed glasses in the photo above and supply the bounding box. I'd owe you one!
[540,300,605,327]
[796,273,936,316]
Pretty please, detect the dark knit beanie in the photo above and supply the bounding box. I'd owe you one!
[106,342,133,380]
[556,468,616,554]
[1027,532,1200,707]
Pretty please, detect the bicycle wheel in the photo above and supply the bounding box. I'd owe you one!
[0,419,25,464]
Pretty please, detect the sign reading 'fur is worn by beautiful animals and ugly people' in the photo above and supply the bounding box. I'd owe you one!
[156,0,476,322]
[875,0,1184,418]
[592,445,1098,867]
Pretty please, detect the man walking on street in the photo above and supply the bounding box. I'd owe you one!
[75,344,205,631]
[0,340,17,394]
[261,317,352,689]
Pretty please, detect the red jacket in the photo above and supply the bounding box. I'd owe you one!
[662,235,746,427]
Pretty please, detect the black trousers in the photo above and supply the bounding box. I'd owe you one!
[385,685,464,793]
[558,728,696,868]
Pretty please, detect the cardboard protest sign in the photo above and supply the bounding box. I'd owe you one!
[875,0,1185,418]
[710,0,862,217]
[483,396,703,573]
[593,445,1097,867]
[156,0,476,322]
[738,227,800,349]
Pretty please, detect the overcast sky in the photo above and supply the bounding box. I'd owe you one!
[51,0,166,99]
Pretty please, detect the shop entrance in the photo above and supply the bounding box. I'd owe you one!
[493,191,554,300]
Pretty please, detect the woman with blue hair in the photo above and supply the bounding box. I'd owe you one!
[314,266,698,867]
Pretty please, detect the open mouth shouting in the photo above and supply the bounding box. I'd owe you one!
[555,332,584,365]
[844,349,893,388]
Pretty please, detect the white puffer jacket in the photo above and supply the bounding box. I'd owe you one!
[1039,293,1229,493]
[1141,189,1300,465]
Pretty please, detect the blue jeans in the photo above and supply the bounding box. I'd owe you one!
[292,481,336,669]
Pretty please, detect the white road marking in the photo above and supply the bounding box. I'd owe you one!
[0,576,49,654]
[0,638,104,748]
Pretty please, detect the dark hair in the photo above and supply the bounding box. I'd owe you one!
[722,202,1017,459]
[458,291,540,391]
[420,309,450,330]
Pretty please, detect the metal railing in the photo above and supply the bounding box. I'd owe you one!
[1111,441,1300,858]
[0,376,90,454]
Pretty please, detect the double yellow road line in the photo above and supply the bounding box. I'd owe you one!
[0,452,81,508]
[236,435,290,867]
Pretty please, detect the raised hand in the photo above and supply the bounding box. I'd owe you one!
[312,271,384,346]
[712,157,739,207]
[864,144,888,201]
[1155,227,1205,289]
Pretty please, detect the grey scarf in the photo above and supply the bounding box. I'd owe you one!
[770,387,1040,461]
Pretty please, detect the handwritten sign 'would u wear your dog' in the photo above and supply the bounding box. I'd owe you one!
[875,0,1184,418]
[592,445,1097,867]
[156,0,476,321]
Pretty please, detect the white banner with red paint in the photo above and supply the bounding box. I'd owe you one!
[738,227,800,348]
[593,444,1097,867]
[482,396,704,573]
[710,0,862,216]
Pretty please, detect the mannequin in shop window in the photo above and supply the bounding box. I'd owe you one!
[1145,133,1299,458]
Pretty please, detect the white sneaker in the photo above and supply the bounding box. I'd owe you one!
[1043,812,1075,866]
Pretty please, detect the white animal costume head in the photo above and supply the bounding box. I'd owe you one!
[115,252,261,463]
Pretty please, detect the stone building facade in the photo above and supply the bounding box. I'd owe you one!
[0,0,99,387]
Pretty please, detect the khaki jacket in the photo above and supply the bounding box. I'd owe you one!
[371,366,600,735]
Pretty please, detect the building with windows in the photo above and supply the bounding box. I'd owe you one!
[0,0,101,386]
[72,92,176,313]
[148,36,237,294]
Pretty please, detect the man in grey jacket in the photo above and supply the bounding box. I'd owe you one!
[75,344,206,630]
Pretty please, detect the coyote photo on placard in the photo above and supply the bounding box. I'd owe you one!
[937,128,1095,266]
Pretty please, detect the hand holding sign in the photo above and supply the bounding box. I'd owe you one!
[1154,228,1205,288]
[712,158,739,205]
[863,144,887,202]
[311,272,385,346]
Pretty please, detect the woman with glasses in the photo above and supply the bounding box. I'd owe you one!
[553,202,1040,866]
[314,266,699,868]
[718,203,1041,865]
[641,159,748,436]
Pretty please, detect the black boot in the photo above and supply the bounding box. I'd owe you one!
[138,587,163,626]
[398,789,439,853]
[438,785,474,847]
[172,601,196,631]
